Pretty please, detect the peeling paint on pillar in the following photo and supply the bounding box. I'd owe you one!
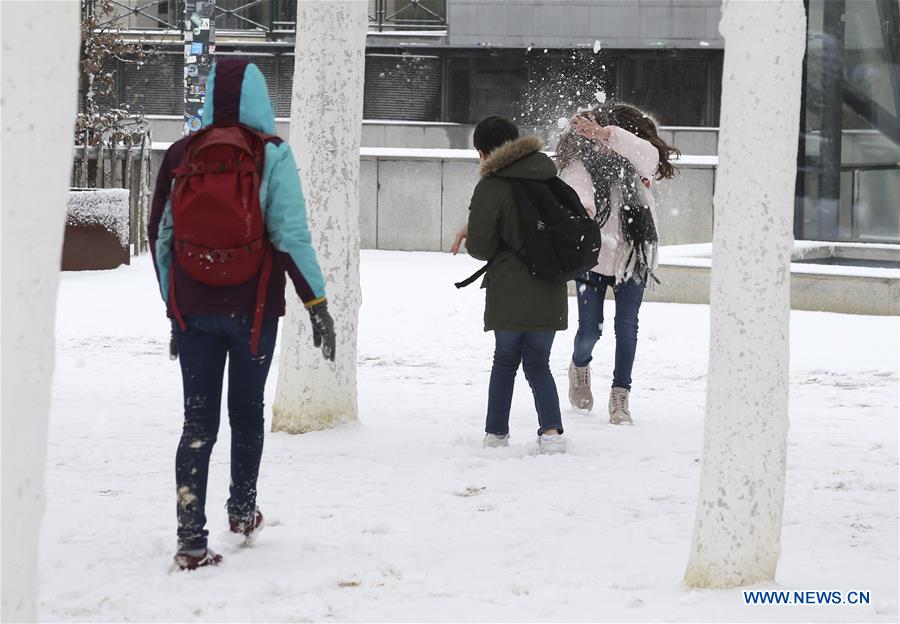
[684,0,806,589]
[271,1,367,434]
[1,2,81,620]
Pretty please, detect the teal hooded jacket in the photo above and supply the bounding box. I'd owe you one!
[148,58,326,318]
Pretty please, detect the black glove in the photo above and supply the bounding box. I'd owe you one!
[169,328,179,361]
[308,300,335,362]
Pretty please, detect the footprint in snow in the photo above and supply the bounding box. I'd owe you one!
[453,486,486,497]
[626,596,645,608]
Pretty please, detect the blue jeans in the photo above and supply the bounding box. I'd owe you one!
[573,273,644,390]
[486,330,563,436]
[173,314,278,551]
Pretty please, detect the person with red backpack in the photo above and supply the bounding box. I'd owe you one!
[148,58,334,571]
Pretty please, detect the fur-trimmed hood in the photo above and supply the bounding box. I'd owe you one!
[479,135,554,179]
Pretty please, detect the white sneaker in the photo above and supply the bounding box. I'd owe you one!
[609,387,633,425]
[483,433,510,448]
[568,362,593,410]
[537,432,566,455]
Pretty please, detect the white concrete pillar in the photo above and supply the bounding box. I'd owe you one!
[684,0,807,588]
[1,1,81,619]
[272,1,367,433]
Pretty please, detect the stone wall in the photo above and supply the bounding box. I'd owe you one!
[359,151,717,251]
[145,116,722,153]
[149,145,717,252]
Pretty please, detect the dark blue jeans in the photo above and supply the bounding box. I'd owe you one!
[486,330,563,436]
[573,273,644,390]
[173,314,278,551]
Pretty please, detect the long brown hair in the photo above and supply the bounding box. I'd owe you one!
[556,103,681,179]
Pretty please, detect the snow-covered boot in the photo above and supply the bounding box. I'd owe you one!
[538,432,566,455]
[568,362,593,410]
[172,548,223,571]
[483,433,510,448]
[608,387,633,425]
[229,508,264,546]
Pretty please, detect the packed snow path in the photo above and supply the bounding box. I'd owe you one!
[42,251,898,621]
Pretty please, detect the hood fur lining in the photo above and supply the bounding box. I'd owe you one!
[479,135,544,177]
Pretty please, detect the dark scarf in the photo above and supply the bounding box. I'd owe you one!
[580,143,659,287]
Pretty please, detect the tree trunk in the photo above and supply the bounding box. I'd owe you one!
[0,2,81,620]
[140,133,151,253]
[271,1,367,433]
[684,0,806,589]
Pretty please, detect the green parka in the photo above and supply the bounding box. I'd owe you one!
[465,135,568,332]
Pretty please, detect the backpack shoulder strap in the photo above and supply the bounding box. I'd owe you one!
[259,133,283,147]
[454,261,491,289]
[454,178,533,289]
[454,240,513,289]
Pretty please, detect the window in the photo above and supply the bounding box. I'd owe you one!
[797,0,900,243]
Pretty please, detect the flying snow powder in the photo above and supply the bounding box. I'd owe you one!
[595,90,607,104]
[593,40,602,53]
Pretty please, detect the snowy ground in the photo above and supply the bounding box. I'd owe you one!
[41,250,898,622]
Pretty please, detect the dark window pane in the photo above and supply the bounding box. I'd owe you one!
[364,54,443,121]
[125,52,182,116]
[617,51,720,127]
[521,50,612,127]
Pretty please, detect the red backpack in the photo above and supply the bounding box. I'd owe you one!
[169,123,275,353]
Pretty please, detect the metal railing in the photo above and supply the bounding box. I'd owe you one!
[96,0,448,35]
[96,0,299,38]
[368,0,446,31]
[101,0,180,30]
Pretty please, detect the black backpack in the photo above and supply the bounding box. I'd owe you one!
[455,176,601,288]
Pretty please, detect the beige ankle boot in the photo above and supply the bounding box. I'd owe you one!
[608,387,633,425]
[568,362,593,410]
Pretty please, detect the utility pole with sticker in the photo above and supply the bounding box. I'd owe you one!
[183,1,215,135]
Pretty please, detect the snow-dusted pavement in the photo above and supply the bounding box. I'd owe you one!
[41,251,898,622]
